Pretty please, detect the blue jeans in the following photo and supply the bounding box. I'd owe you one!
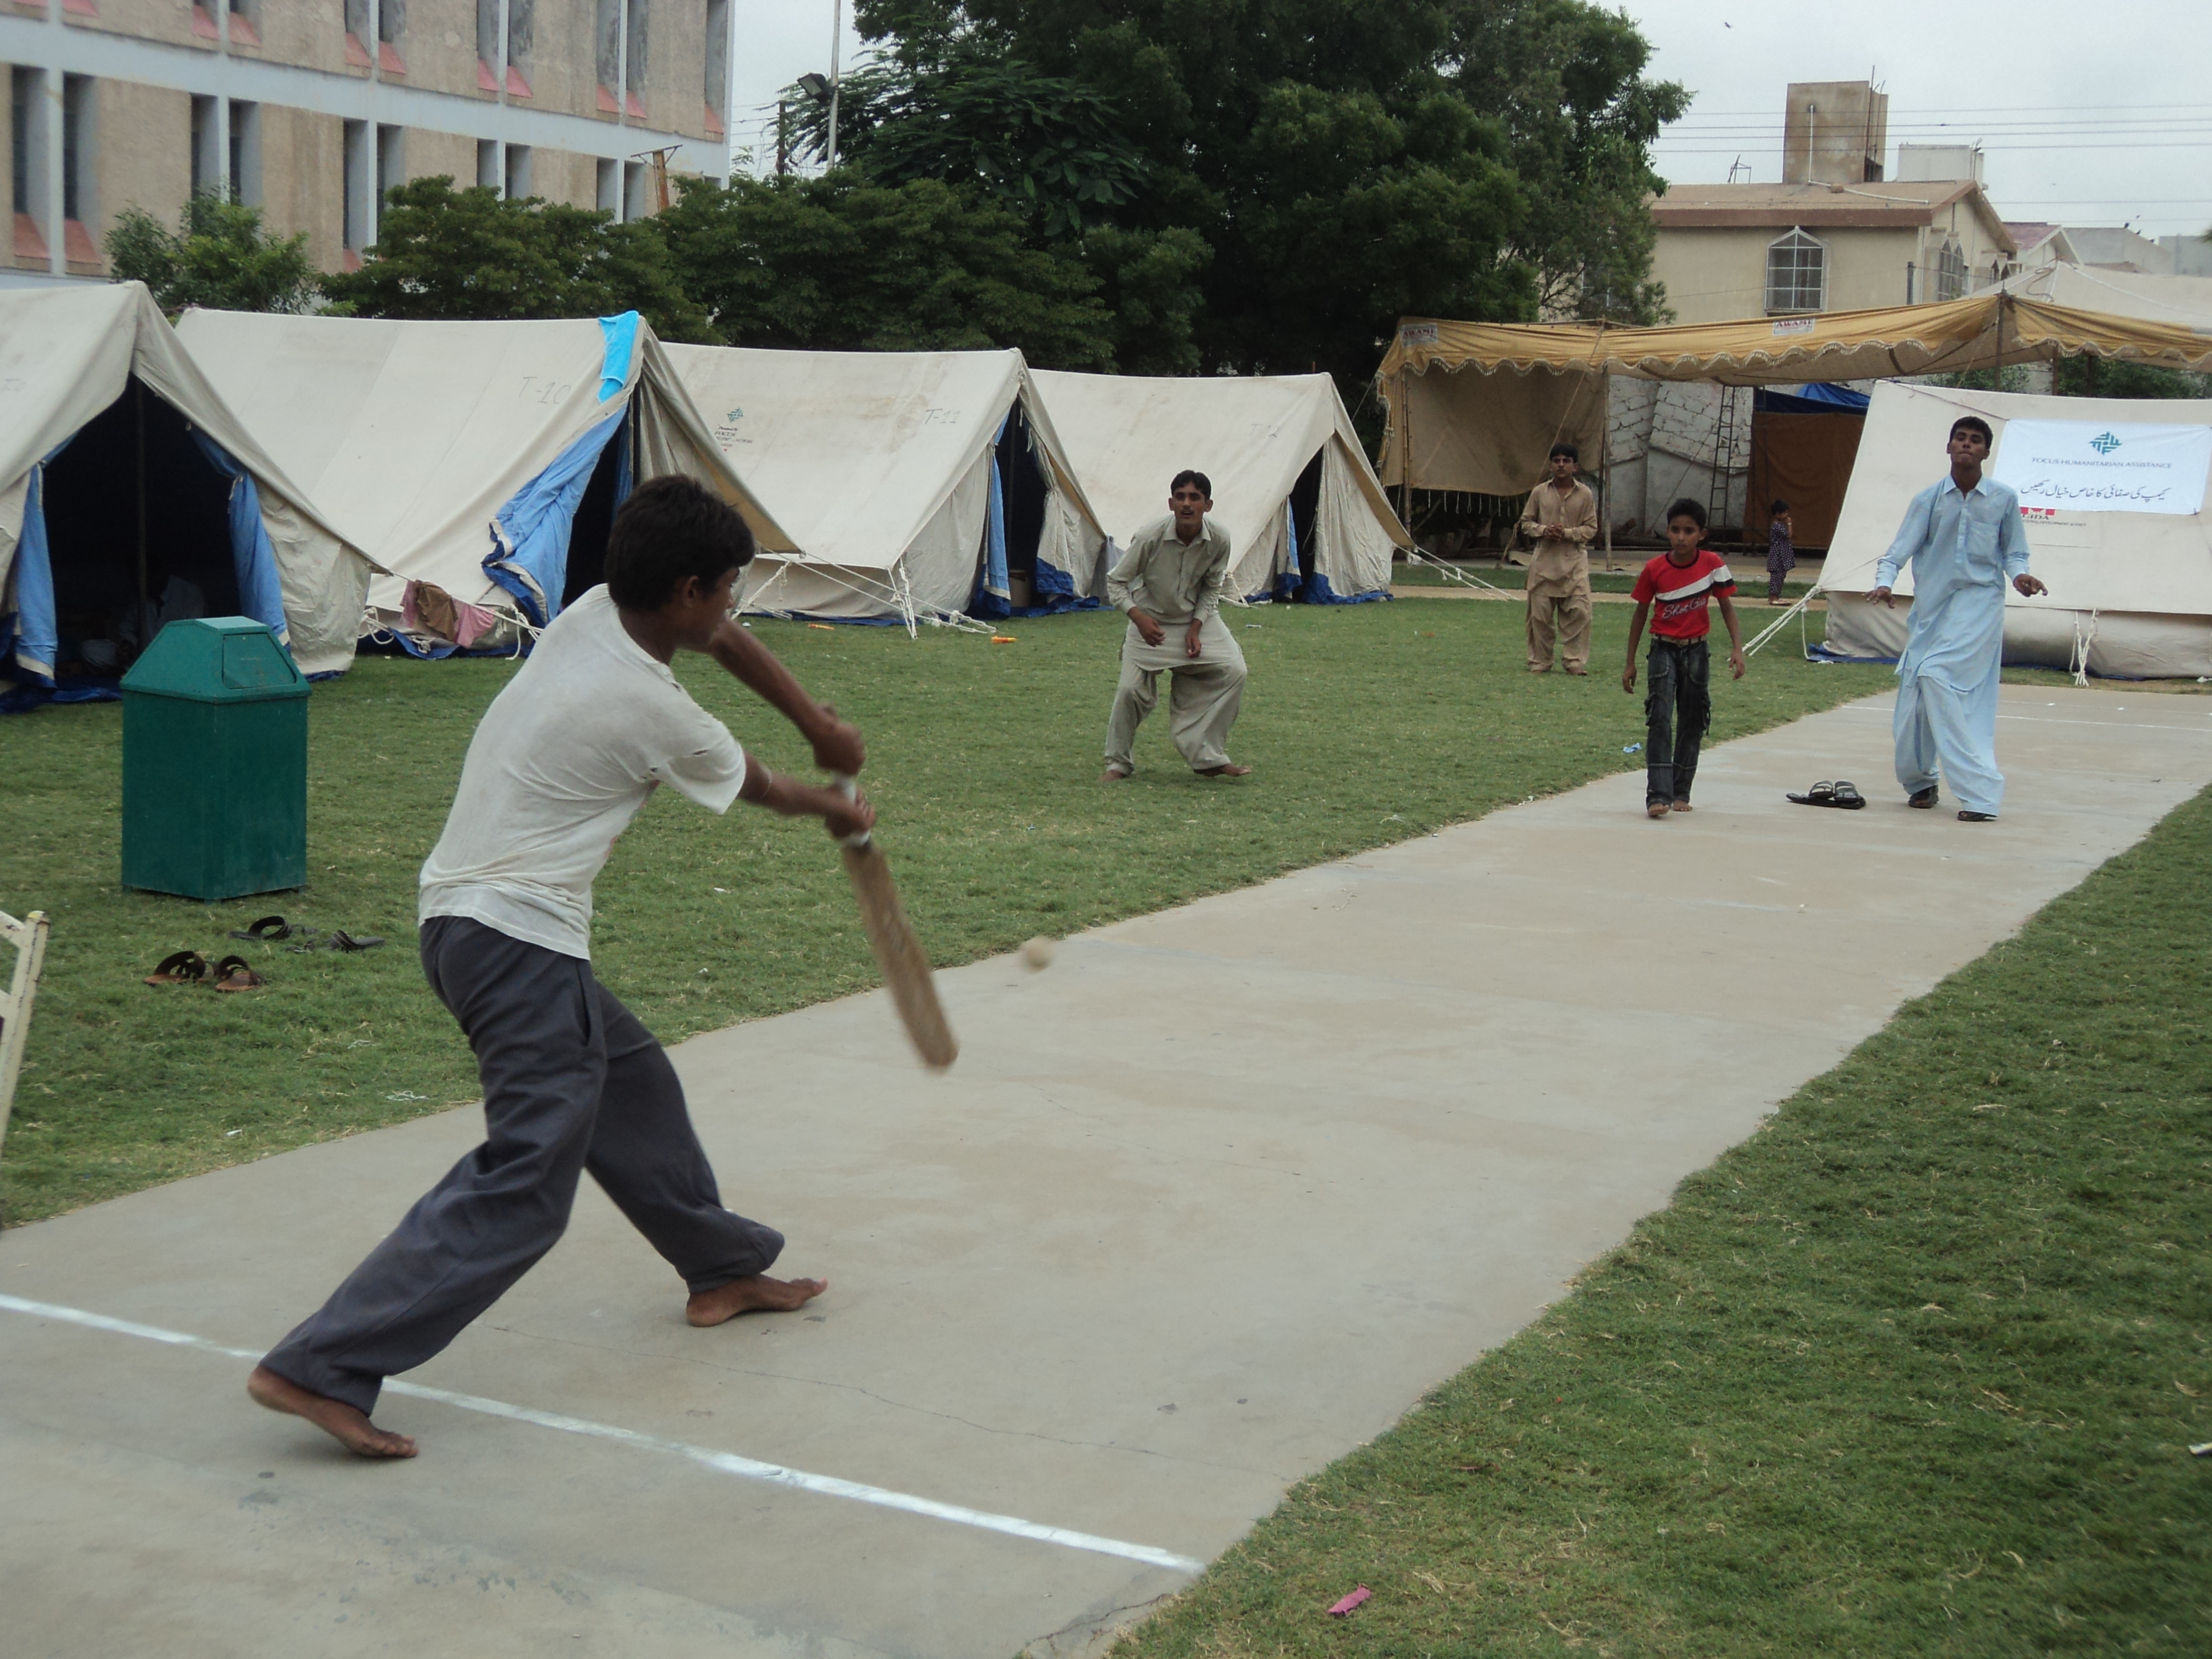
[1645,635,1711,806]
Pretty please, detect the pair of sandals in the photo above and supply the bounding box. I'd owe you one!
[1787,780,1866,810]
[228,915,385,953]
[145,951,265,992]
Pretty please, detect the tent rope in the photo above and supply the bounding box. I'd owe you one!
[1399,544,1514,596]
[2070,608,2100,686]
[742,556,999,637]
[1744,586,1819,659]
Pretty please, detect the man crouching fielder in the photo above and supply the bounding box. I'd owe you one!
[1100,469,1251,782]
[249,476,869,1458]
[1867,415,2048,822]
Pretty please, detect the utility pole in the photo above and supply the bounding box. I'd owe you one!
[827,0,842,170]
[775,100,789,176]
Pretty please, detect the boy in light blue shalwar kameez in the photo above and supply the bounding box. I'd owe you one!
[1869,415,2048,821]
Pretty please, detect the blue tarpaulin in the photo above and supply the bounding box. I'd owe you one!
[483,408,625,626]
[1755,382,1871,415]
[189,430,290,642]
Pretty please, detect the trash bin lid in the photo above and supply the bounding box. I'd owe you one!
[119,617,310,703]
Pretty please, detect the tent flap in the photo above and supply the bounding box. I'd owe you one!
[486,409,625,625]
[189,430,290,643]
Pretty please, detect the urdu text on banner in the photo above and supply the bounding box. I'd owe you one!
[1991,420,2212,517]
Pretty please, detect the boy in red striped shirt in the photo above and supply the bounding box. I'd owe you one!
[1623,498,1746,819]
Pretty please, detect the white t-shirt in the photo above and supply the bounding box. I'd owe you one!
[419,585,747,959]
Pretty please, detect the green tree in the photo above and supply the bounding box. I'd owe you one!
[2053,356,2212,399]
[105,194,320,315]
[319,177,712,342]
[853,2,1686,385]
[787,47,1153,240]
[656,174,1117,366]
[1449,0,1689,322]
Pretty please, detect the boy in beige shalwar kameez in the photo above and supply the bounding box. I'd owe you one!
[1517,443,1600,675]
[1100,471,1251,781]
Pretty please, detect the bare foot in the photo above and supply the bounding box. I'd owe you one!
[1646,802,1671,819]
[687,1273,830,1328]
[1099,766,1132,783]
[247,1364,417,1458]
[1671,799,1693,813]
[1197,763,1253,777]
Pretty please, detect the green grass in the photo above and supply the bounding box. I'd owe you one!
[0,599,1888,1224]
[1112,786,2212,1658]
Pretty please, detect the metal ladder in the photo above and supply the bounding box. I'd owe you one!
[1708,384,1743,535]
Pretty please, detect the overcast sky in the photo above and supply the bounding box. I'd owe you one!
[728,1,2212,241]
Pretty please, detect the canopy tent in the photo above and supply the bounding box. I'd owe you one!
[1994,263,2212,333]
[1818,381,2212,678]
[2,283,367,692]
[662,346,1107,625]
[1028,371,1407,604]
[174,309,794,655]
[1378,294,2212,503]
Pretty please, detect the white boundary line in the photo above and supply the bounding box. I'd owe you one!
[0,1292,1203,1575]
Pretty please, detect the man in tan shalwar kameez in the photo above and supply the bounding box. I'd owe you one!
[1517,442,1600,675]
[1100,470,1251,782]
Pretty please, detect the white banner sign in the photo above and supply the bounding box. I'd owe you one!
[1992,420,2212,516]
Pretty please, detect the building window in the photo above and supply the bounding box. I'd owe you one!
[228,101,260,206]
[375,122,403,227]
[345,0,371,67]
[596,156,618,213]
[1764,227,1827,314]
[477,138,500,191]
[624,0,648,117]
[479,0,534,96]
[190,96,216,196]
[376,0,407,75]
[342,117,369,251]
[595,0,621,112]
[504,145,530,200]
[1934,237,1966,302]
[14,67,44,218]
[508,0,534,94]
[702,0,728,135]
[61,74,91,224]
[622,159,645,222]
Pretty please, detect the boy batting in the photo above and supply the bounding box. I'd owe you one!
[249,476,869,1458]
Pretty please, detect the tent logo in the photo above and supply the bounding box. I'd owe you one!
[2090,431,2123,455]
[726,407,744,422]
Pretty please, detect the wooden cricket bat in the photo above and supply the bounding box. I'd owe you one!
[835,779,958,1070]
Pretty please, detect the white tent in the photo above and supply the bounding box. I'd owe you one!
[174,309,794,654]
[1996,264,2212,334]
[663,345,1107,625]
[1,283,368,686]
[1028,371,1409,603]
[1820,382,2212,677]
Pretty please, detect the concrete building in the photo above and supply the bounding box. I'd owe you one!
[3,0,733,284]
[1647,84,2015,327]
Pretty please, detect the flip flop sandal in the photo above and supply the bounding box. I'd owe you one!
[1958,810,1996,822]
[145,951,213,987]
[1832,781,1867,809]
[1786,781,1838,807]
[211,955,268,992]
[1908,786,1939,809]
[228,915,315,942]
[286,929,386,954]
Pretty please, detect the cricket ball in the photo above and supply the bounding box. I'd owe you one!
[1021,936,1057,971]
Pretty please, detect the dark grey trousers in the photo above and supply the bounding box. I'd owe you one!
[261,915,784,1415]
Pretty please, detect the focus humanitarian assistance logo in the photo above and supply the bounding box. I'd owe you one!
[2090,431,2123,455]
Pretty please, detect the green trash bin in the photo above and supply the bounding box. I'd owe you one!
[121,618,310,902]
